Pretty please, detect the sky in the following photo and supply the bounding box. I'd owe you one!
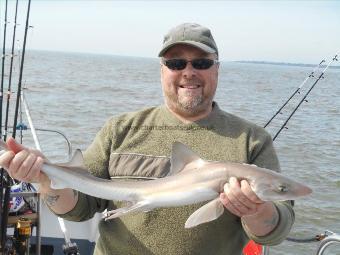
[1,0,340,64]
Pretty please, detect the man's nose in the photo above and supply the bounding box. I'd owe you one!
[182,62,197,78]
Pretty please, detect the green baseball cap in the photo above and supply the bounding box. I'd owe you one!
[158,23,218,57]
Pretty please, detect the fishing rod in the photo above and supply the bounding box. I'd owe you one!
[263,59,325,128]
[3,0,19,142]
[12,0,31,139]
[0,0,9,138]
[0,0,10,251]
[1,0,32,253]
[261,53,339,248]
[22,89,78,255]
[272,52,338,141]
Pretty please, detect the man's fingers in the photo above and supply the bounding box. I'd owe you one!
[224,181,256,215]
[9,150,29,174]
[220,193,242,217]
[0,151,16,171]
[6,137,26,154]
[228,177,257,210]
[0,139,45,183]
[16,153,38,181]
[29,156,45,182]
[240,180,263,204]
[220,177,264,217]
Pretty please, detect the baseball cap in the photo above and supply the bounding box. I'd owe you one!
[158,23,218,57]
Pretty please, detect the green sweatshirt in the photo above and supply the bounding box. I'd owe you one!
[60,103,294,255]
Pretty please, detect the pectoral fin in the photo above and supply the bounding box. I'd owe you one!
[185,197,224,228]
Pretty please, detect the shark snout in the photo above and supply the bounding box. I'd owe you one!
[294,183,312,197]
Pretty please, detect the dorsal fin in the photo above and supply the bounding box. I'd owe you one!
[54,149,86,169]
[169,142,203,175]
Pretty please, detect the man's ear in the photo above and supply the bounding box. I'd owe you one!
[160,64,165,77]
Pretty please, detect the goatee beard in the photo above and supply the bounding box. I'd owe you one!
[177,94,204,113]
[165,93,208,117]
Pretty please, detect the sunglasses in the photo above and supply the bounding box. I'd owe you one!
[161,58,219,70]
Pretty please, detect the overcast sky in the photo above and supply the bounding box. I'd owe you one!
[1,0,340,64]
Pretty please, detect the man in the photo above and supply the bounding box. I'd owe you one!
[0,23,294,255]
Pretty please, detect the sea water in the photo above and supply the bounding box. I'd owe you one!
[2,50,340,255]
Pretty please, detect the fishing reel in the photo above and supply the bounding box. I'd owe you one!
[62,242,80,255]
[2,218,32,255]
[13,218,32,255]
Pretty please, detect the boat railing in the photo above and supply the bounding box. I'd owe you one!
[315,231,340,255]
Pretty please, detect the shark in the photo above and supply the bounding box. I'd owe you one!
[0,140,312,228]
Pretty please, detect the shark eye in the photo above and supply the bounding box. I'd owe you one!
[278,185,288,193]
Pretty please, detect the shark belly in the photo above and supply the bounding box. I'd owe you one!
[144,186,219,208]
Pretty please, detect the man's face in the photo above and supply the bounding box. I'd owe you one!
[160,44,219,119]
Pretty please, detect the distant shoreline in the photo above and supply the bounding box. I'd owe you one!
[25,49,340,69]
[235,60,340,69]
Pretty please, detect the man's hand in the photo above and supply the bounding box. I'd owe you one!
[219,176,266,217]
[0,137,47,184]
[0,138,78,214]
[220,176,279,236]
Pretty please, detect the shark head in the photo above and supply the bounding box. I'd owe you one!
[249,170,312,201]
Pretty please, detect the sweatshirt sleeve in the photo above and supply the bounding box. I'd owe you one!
[243,126,295,245]
[57,118,115,221]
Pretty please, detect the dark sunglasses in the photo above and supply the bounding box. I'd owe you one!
[161,58,219,70]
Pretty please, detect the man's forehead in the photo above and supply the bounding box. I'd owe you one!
[163,44,211,58]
